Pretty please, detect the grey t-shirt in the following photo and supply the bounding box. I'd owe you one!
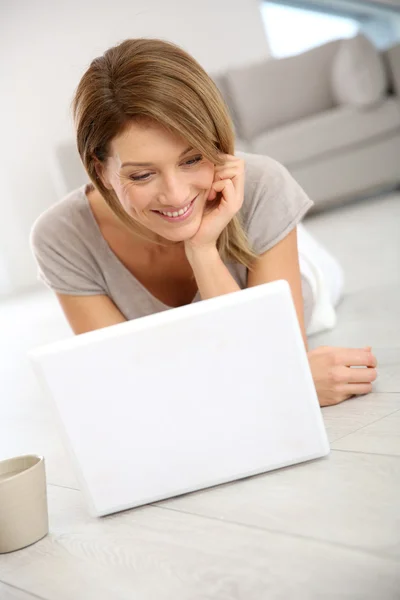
[30,152,314,322]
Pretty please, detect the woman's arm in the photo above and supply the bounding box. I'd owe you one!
[186,225,307,349]
[247,227,308,350]
[186,226,307,349]
[185,246,240,300]
[184,154,244,299]
[245,230,379,405]
[56,293,127,335]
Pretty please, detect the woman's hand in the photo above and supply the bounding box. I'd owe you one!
[308,345,378,407]
[185,154,244,254]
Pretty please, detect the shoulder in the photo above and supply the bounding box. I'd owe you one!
[236,151,314,220]
[237,151,302,204]
[237,150,285,181]
[30,185,107,295]
[30,185,92,255]
[235,151,314,254]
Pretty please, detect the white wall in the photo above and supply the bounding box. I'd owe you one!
[0,0,270,294]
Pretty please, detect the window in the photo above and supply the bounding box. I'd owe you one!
[261,1,400,59]
[261,3,359,58]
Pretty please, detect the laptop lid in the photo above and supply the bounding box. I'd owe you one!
[30,280,329,517]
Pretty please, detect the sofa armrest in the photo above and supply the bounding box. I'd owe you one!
[383,43,400,97]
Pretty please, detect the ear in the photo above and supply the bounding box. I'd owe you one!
[93,158,113,190]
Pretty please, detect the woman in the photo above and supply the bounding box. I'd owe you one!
[30,38,377,407]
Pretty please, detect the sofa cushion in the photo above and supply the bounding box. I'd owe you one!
[251,97,400,166]
[224,39,340,140]
[332,34,388,108]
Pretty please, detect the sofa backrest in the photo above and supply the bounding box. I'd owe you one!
[382,43,400,97]
[212,72,243,137]
[220,39,341,140]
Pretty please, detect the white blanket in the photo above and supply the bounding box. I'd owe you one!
[297,223,344,336]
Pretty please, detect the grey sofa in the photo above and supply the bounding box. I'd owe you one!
[213,34,400,210]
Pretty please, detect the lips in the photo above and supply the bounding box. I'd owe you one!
[157,202,192,218]
[152,196,197,223]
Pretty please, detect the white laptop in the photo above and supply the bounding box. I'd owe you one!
[29,280,329,517]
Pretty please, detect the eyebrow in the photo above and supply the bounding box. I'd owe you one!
[120,146,194,169]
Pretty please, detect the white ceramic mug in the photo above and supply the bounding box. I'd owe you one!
[0,455,48,553]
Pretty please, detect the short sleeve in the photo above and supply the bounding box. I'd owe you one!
[30,205,106,296]
[239,153,314,255]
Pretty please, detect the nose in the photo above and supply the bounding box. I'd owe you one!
[158,172,191,209]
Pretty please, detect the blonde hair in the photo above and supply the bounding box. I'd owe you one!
[71,38,256,269]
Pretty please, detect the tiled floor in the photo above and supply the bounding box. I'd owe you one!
[0,191,399,599]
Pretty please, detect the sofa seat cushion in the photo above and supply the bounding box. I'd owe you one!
[251,97,400,166]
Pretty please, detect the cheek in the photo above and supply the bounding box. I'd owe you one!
[203,164,215,185]
[194,164,215,192]
[118,184,151,215]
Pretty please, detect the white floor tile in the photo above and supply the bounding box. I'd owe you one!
[322,392,400,442]
[331,409,400,456]
[159,450,400,559]
[0,418,78,489]
[0,485,399,600]
[304,192,400,295]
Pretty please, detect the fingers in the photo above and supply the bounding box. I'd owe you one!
[214,157,244,179]
[214,168,241,181]
[214,160,243,177]
[329,364,376,401]
[206,154,245,215]
[215,153,241,166]
[214,162,244,187]
[345,366,378,384]
[336,383,373,396]
[334,347,377,368]
[209,178,243,211]
[210,178,235,193]
[207,188,217,201]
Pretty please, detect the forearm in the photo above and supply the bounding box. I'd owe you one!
[186,246,240,300]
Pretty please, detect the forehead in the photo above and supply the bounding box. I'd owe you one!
[109,121,189,164]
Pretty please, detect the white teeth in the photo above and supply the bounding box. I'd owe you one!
[159,202,191,218]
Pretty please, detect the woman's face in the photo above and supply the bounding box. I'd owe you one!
[102,121,215,243]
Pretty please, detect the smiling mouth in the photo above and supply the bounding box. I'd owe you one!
[152,196,197,221]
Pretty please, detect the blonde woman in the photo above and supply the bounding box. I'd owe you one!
[30,38,377,407]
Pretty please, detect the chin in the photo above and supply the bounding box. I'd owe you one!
[151,211,203,243]
[160,222,202,243]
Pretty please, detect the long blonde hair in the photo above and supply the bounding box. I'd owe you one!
[71,38,256,269]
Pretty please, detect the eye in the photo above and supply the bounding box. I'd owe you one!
[129,172,152,182]
[184,155,202,166]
